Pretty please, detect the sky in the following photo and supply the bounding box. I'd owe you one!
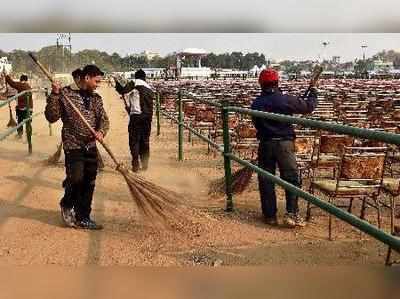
[1,0,399,32]
[0,33,400,62]
[0,1,400,62]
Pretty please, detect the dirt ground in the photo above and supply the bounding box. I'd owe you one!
[0,84,397,266]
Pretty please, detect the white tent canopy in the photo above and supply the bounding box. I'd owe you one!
[250,65,260,72]
[179,48,208,56]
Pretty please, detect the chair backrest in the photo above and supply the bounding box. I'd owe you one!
[195,108,215,123]
[295,136,316,160]
[236,123,257,139]
[339,147,387,181]
[319,135,353,154]
[183,102,196,117]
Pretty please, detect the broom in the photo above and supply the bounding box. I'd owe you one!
[209,159,256,195]
[29,53,184,224]
[7,102,17,127]
[5,82,17,128]
[47,142,63,164]
[96,147,105,170]
[46,142,105,171]
[209,65,324,195]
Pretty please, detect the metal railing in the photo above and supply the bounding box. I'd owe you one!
[155,90,400,253]
[0,88,47,153]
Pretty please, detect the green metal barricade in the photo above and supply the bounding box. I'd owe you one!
[156,89,400,253]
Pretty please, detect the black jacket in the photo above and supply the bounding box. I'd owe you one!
[250,88,318,140]
[115,79,154,118]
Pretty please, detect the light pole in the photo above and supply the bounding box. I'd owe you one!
[361,44,368,78]
[56,33,72,73]
[322,41,330,62]
[361,44,368,61]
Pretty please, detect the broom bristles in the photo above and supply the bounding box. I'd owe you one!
[7,104,17,127]
[96,148,105,170]
[46,142,63,164]
[209,162,255,195]
[116,164,186,227]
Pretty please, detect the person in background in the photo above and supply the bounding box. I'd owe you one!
[114,69,155,172]
[5,73,32,138]
[251,68,318,228]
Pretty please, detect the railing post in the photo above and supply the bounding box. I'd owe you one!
[178,90,184,161]
[25,93,32,154]
[221,100,233,212]
[156,92,161,136]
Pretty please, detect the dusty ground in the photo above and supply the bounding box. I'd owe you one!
[0,84,397,266]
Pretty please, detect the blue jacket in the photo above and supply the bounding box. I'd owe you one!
[251,88,318,140]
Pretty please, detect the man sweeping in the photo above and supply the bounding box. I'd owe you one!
[70,68,105,170]
[251,68,318,228]
[114,69,155,172]
[45,65,109,230]
[5,73,32,138]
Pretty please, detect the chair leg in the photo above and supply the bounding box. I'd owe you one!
[306,184,314,221]
[360,198,366,220]
[306,202,312,221]
[348,198,354,213]
[207,129,211,155]
[375,197,381,229]
[386,247,392,266]
[328,197,333,241]
[390,194,396,234]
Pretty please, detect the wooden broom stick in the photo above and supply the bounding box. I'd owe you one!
[28,53,120,167]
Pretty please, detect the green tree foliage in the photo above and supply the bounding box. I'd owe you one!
[1,46,269,74]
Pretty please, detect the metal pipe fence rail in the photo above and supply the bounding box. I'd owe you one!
[155,90,400,254]
[0,88,47,109]
[0,88,48,154]
[0,112,43,154]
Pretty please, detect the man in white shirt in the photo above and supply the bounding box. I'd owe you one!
[115,69,155,172]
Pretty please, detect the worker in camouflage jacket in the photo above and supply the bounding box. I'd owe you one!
[45,65,109,230]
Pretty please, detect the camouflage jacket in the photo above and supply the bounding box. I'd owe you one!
[45,85,110,150]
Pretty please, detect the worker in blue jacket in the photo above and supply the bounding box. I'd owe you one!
[251,68,318,228]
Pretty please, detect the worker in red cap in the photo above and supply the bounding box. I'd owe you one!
[251,68,318,228]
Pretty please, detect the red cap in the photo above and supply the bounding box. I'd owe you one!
[258,68,279,86]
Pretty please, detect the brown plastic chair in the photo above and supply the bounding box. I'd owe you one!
[295,133,318,184]
[310,134,354,182]
[308,146,387,240]
[232,122,258,160]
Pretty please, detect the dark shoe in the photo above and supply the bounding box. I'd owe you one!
[264,216,278,226]
[60,205,76,228]
[75,218,103,230]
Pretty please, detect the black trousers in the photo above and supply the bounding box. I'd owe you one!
[128,114,152,171]
[257,140,300,218]
[16,108,30,135]
[60,147,98,221]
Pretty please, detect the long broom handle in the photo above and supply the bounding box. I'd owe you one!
[302,65,323,98]
[112,76,131,114]
[5,81,13,119]
[5,75,10,113]
[28,53,121,167]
